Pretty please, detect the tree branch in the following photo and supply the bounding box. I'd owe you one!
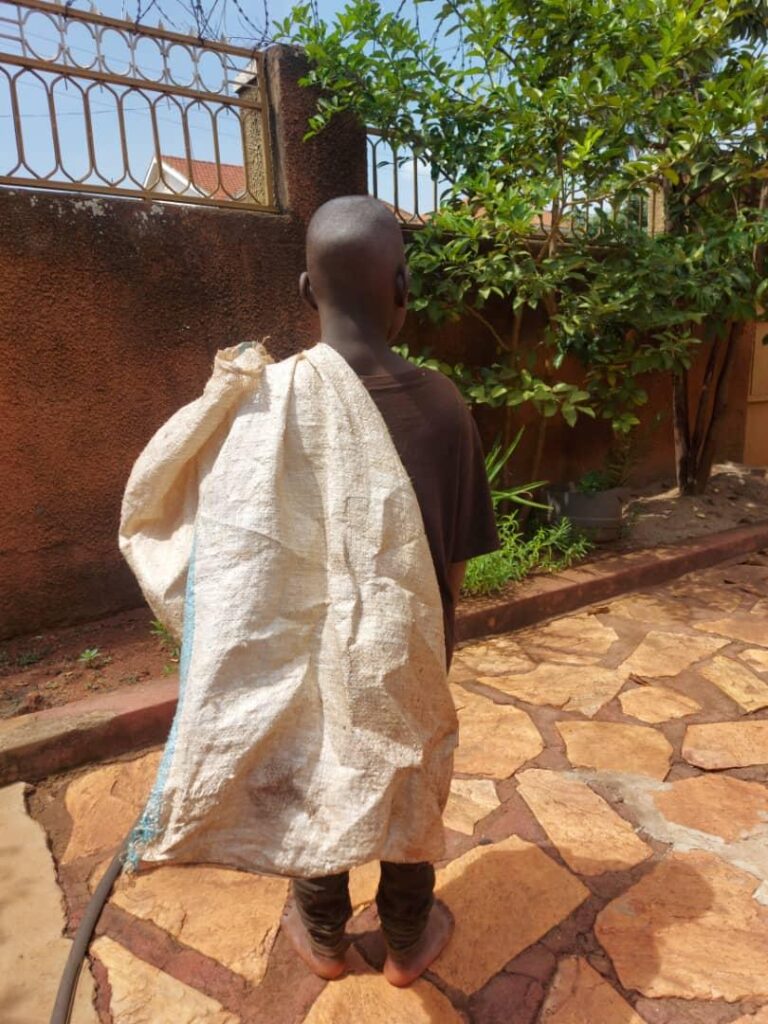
[466,305,510,352]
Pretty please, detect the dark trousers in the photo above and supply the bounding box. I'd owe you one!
[293,861,435,959]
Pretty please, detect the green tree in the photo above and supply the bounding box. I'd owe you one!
[281,0,768,493]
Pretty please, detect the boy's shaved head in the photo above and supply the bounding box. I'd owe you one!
[304,196,406,319]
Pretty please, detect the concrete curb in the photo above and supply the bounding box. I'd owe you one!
[455,520,768,642]
[0,679,177,786]
[3,521,767,786]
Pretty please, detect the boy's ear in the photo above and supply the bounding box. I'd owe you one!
[299,272,318,311]
[395,266,409,308]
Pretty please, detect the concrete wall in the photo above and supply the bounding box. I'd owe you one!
[0,45,366,640]
[745,321,768,466]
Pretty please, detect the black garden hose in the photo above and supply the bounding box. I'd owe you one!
[50,829,132,1024]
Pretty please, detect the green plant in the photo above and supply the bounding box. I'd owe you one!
[151,620,181,663]
[577,469,615,494]
[283,0,768,494]
[78,647,110,669]
[485,429,548,511]
[463,514,591,596]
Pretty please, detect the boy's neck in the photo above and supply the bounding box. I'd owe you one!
[319,314,412,376]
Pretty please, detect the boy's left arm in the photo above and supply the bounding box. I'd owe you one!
[448,561,467,604]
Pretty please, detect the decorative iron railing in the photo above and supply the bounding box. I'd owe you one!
[367,129,441,226]
[0,0,276,210]
[367,129,663,236]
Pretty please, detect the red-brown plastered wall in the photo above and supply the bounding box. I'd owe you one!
[0,44,367,639]
[400,302,753,488]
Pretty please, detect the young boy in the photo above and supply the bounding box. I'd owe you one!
[119,195,498,989]
[283,196,499,984]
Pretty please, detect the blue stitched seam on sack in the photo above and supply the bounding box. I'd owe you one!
[124,538,197,871]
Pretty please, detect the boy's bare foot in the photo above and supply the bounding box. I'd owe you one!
[282,905,348,980]
[382,901,454,988]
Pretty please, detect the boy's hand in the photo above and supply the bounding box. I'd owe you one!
[448,562,466,605]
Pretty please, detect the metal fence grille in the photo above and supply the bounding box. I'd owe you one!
[367,129,663,236]
[367,130,440,226]
[0,0,276,210]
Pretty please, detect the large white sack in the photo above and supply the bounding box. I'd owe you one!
[119,342,456,877]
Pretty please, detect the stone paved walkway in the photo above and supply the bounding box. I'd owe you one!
[18,553,768,1023]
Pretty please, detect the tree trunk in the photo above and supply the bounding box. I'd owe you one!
[673,321,740,495]
[693,321,740,493]
[530,414,548,486]
[688,328,723,466]
[673,369,696,495]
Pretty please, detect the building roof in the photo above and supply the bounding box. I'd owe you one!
[146,157,573,232]
[154,155,246,200]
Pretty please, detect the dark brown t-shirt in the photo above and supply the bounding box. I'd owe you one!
[359,365,500,659]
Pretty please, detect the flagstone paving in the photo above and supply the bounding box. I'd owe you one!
[110,866,288,985]
[683,720,768,769]
[13,553,768,1022]
[595,852,768,1001]
[699,656,768,712]
[653,775,768,842]
[478,662,627,716]
[556,720,674,779]
[539,957,646,1023]
[432,835,590,993]
[443,778,502,835]
[619,630,728,678]
[618,683,702,723]
[513,614,619,665]
[516,770,652,876]
[695,615,768,647]
[452,687,544,778]
[0,783,99,1024]
[91,936,238,1024]
[301,956,465,1024]
[740,647,768,671]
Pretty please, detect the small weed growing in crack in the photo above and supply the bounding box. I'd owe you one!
[78,647,111,670]
[15,647,51,667]
[151,620,181,663]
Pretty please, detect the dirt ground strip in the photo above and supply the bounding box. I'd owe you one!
[624,463,768,549]
[0,607,170,719]
[21,551,768,1023]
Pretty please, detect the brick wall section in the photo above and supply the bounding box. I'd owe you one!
[0,45,366,640]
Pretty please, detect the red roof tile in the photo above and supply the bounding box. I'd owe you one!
[160,155,246,200]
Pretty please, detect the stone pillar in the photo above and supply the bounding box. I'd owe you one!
[236,68,270,206]
[264,44,368,223]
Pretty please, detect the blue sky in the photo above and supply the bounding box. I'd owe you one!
[77,0,435,44]
[0,0,441,209]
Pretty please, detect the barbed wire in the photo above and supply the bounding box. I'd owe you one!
[54,0,274,46]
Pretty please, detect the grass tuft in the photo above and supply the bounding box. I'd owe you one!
[463,514,591,597]
[150,620,181,663]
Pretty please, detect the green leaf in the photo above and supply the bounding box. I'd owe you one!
[562,406,578,427]
[288,0,767,457]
